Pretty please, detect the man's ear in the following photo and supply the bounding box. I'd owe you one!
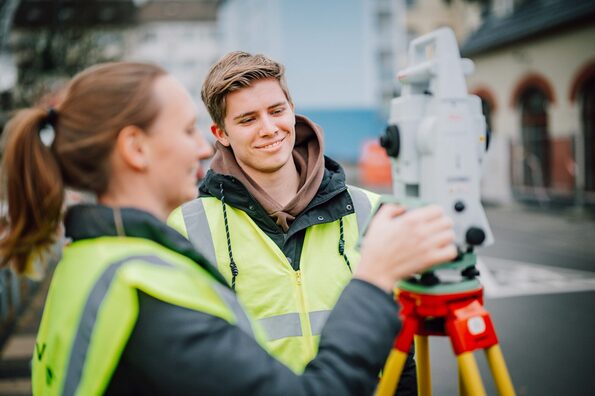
[115,125,149,171]
[211,123,230,147]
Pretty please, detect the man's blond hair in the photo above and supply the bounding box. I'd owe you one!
[201,51,292,129]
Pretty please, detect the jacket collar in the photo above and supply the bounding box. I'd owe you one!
[198,156,354,237]
[65,204,229,286]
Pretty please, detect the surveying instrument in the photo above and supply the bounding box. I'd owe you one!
[372,28,515,396]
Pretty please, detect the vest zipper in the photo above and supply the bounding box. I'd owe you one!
[295,270,315,360]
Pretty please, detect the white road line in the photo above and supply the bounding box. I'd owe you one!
[477,256,595,299]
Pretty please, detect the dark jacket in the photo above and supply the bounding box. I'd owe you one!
[64,205,401,395]
[199,158,418,395]
[199,156,351,270]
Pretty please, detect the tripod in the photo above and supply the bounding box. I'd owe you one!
[375,254,516,396]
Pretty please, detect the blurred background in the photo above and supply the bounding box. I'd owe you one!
[0,0,594,395]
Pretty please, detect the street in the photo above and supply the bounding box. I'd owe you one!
[425,204,595,396]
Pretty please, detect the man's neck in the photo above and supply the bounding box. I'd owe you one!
[244,159,300,207]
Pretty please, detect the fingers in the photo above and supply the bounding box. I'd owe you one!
[425,243,458,267]
[375,203,406,219]
[402,204,444,222]
[419,214,454,238]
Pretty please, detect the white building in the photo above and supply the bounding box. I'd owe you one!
[462,0,595,206]
[125,0,219,132]
[217,0,404,161]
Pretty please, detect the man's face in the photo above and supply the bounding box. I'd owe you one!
[212,78,296,180]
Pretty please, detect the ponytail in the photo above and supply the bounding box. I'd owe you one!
[0,108,64,273]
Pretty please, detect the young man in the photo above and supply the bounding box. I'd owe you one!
[168,51,416,393]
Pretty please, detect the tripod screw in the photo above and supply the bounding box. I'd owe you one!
[420,272,440,286]
[380,124,400,158]
[454,201,465,212]
[462,265,480,279]
[465,226,486,246]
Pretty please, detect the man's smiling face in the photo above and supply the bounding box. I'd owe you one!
[212,78,296,179]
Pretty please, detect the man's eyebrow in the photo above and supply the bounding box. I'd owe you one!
[268,102,286,109]
[233,111,256,121]
[232,102,286,121]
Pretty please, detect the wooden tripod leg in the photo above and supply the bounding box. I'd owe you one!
[415,335,431,396]
[457,352,487,396]
[376,349,410,396]
[485,345,516,396]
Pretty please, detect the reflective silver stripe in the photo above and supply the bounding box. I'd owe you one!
[257,313,302,341]
[212,283,254,337]
[181,199,217,266]
[63,255,252,395]
[347,185,372,231]
[309,310,331,336]
[63,255,172,396]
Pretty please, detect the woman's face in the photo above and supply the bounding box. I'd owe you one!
[144,75,213,213]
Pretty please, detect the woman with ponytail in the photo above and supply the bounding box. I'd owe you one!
[0,62,456,395]
[0,107,63,275]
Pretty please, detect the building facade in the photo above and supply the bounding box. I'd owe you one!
[462,0,595,206]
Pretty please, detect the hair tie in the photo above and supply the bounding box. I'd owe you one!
[45,108,58,127]
[39,108,58,147]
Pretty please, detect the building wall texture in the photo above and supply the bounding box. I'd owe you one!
[467,24,595,204]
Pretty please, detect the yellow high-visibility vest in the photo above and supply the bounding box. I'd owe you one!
[168,186,378,372]
[32,236,261,396]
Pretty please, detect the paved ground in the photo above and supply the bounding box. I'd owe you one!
[0,276,49,396]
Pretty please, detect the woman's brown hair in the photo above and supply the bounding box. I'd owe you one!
[0,62,166,273]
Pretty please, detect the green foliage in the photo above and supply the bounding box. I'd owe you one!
[11,27,125,107]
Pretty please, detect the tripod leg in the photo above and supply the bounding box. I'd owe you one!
[459,365,467,396]
[457,352,487,396]
[376,349,410,396]
[415,335,431,396]
[485,345,516,396]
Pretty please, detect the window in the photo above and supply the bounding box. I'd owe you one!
[520,87,550,188]
[480,97,493,136]
[580,76,595,191]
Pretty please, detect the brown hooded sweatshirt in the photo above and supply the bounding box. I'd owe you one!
[209,115,325,232]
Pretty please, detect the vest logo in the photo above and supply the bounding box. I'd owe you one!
[35,342,46,361]
[46,366,54,386]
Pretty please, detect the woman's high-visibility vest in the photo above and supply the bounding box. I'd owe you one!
[168,187,377,372]
[32,236,262,396]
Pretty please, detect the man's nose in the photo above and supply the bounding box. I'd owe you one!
[259,115,277,136]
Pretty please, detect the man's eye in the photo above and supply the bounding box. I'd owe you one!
[271,108,285,115]
[239,117,254,124]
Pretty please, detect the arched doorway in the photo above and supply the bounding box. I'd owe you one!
[519,87,550,188]
[581,76,595,192]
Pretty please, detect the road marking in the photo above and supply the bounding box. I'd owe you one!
[476,256,595,298]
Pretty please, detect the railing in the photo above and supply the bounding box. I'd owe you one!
[510,139,551,208]
[0,267,40,349]
[510,134,595,209]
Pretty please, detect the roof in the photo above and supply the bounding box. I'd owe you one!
[461,0,595,56]
[137,0,218,22]
[13,0,138,28]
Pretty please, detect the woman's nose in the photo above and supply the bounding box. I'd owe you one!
[196,133,214,161]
